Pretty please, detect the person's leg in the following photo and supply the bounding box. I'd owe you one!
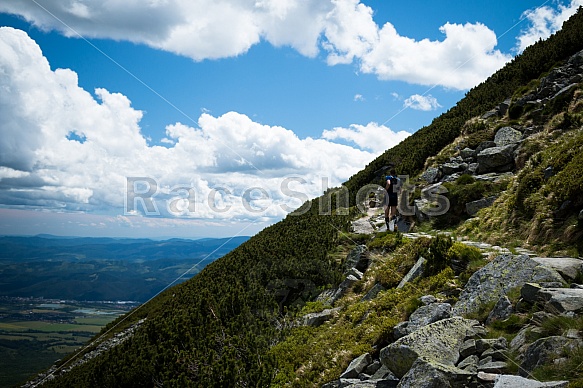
[388,194,398,219]
[390,205,397,219]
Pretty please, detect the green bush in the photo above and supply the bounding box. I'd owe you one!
[466,127,496,149]
[446,242,482,263]
[456,174,476,185]
[368,231,403,251]
[424,235,454,276]
[463,120,487,134]
[508,103,524,120]
[374,238,430,288]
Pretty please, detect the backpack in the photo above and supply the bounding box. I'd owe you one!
[385,175,400,194]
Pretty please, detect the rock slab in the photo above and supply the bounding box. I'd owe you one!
[397,256,426,289]
[538,287,583,314]
[465,195,498,216]
[531,257,583,281]
[380,317,481,378]
[494,375,569,388]
[453,254,564,316]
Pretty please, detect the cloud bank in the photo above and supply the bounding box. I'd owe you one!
[0,0,528,89]
[0,27,409,223]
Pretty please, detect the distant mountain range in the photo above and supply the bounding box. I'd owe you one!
[0,235,249,302]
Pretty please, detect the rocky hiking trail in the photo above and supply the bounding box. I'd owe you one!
[313,209,583,387]
[351,207,536,256]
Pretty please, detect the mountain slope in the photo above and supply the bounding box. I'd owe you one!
[34,8,583,388]
[36,205,349,386]
[344,8,583,199]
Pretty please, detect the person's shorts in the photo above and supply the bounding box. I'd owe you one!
[387,193,398,206]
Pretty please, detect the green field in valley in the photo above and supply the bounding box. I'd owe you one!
[0,297,138,387]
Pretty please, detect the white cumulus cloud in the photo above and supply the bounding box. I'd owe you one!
[355,21,511,89]
[322,122,410,154]
[0,0,513,89]
[403,94,442,111]
[516,0,583,53]
[0,27,396,223]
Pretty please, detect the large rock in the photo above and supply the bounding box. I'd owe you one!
[476,145,515,174]
[414,199,431,222]
[441,162,464,176]
[537,287,583,314]
[340,353,372,379]
[465,195,498,216]
[396,358,474,388]
[552,83,579,101]
[302,307,341,326]
[347,267,364,280]
[395,303,452,338]
[370,365,400,386]
[475,141,497,154]
[316,289,337,305]
[420,167,441,184]
[336,379,397,388]
[478,361,509,374]
[345,245,370,273]
[520,282,543,303]
[485,295,513,324]
[457,354,479,372]
[319,275,360,305]
[476,337,508,353]
[361,283,386,301]
[509,325,532,353]
[520,336,582,376]
[379,317,482,378]
[474,172,514,183]
[453,254,565,316]
[351,218,375,234]
[531,257,583,281]
[397,256,426,289]
[460,148,475,160]
[499,99,511,116]
[494,375,569,387]
[494,127,522,147]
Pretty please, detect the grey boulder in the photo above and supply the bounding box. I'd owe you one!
[494,374,568,387]
[538,287,583,314]
[340,353,372,379]
[520,336,582,376]
[380,317,482,378]
[465,195,498,216]
[453,254,564,316]
[531,257,583,281]
[394,303,452,339]
[396,358,474,388]
[494,126,523,147]
[476,145,515,174]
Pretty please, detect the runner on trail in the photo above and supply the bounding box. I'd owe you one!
[385,169,400,231]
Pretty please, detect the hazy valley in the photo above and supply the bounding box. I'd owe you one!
[0,235,248,386]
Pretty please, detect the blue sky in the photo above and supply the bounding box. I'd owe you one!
[0,0,581,239]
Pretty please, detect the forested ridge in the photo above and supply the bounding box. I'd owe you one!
[37,8,583,387]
